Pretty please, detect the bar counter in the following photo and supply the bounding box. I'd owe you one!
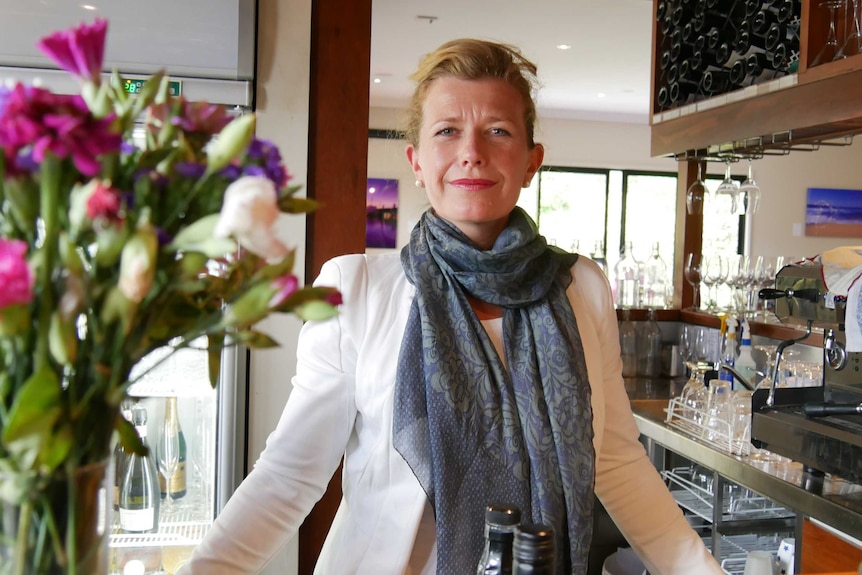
[626,380,862,544]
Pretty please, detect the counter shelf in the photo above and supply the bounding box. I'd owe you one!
[633,399,862,544]
[665,396,753,457]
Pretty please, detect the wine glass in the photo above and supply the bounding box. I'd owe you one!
[702,254,728,312]
[838,0,862,58]
[738,160,761,216]
[713,161,739,214]
[684,253,704,310]
[812,1,845,66]
[158,419,180,517]
[686,162,708,215]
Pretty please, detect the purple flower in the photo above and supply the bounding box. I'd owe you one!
[0,84,121,176]
[174,162,207,179]
[244,138,290,188]
[0,239,34,309]
[37,18,107,83]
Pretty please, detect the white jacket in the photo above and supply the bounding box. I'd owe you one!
[181,253,722,574]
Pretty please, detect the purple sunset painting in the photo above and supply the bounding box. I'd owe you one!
[366,178,399,248]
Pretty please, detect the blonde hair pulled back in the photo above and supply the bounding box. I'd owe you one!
[404,38,539,148]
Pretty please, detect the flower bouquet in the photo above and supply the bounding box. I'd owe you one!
[0,19,339,574]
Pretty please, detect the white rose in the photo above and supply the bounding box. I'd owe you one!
[214,176,290,261]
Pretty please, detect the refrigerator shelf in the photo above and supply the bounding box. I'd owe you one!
[111,513,211,548]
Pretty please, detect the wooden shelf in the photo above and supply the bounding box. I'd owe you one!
[650,0,862,158]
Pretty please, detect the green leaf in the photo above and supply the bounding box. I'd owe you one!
[117,415,146,456]
[2,367,63,469]
[207,334,224,388]
[294,300,339,322]
[205,114,256,175]
[234,330,280,349]
[277,196,320,214]
[167,214,237,258]
[37,422,73,471]
[250,253,297,283]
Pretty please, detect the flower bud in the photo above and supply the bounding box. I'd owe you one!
[214,176,290,262]
[118,224,158,303]
[205,113,256,176]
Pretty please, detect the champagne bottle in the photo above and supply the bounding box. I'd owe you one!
[119,405,160,534]
[476,504,521,575]
[158,397,187,500]
[113,399,134,512]
[512,524,555,575]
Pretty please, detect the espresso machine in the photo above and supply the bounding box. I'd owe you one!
[752,262,862,484]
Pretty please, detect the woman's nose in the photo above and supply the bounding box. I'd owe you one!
[459,134,484,166]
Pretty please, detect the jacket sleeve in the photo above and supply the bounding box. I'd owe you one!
[575,258,724,575]
[179,258,359,575]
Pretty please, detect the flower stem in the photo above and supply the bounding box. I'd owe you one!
[13,499,32,575]
[34,154,62,373]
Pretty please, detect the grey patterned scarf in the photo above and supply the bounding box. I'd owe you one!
[393,207,596,574]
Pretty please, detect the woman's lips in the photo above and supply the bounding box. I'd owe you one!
[450,178,495,190]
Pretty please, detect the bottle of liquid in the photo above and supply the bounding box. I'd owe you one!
[159,396,187,500]
[589,240,609,277]
[736,318,759,387]
[476,504,522,575]
[513,523,555,575]
[113,398,134,512]
[119,405,160,534]
[619,309,638,378]
[614,241,640,309]
[637,309,663,377]
[643,242,669,309]
[719,317,738,387]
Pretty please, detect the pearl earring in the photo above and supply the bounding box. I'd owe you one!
[415,180,424,188]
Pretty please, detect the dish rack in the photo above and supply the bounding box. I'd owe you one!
[663,467,792,575]
[664,396,752,456]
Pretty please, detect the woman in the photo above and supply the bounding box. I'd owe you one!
[181,39,723,574]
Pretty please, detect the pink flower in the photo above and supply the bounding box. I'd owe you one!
[324,291,343,306]
[0,84,120,176]
[214,176,290,261]
[85,181,123,221]
[149,98,231,138]
[37,18,107,83]
[269,274,299,308]
[0,239,34,309]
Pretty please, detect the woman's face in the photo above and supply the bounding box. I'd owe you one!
[406,77,544,249]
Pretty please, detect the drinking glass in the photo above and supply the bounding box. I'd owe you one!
[812,1,845,65]
[158,419,180,516]
[684,253,704,310]
[686,162,708,215]
[703,254,728,312]
[738,160,761,216]
[713,161,739,214]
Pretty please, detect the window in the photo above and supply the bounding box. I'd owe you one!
[519,165,745,307]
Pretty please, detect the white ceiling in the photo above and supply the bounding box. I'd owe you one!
[369,0,656,125]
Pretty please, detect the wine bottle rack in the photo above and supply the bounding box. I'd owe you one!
[654,0,802,114]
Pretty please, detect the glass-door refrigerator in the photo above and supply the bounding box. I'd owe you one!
[109,342,248,575]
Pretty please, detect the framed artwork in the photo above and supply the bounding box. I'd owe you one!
[366,178,399,248]
[806,187,862,237]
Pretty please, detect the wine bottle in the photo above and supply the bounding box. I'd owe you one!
[113,399,134,512]
[119,405,160,534]
[701,69,731,93]
[476,504,521,575]
[158,396,187,500]
[744,0,764,18]
[752,8,779,36]
[512,523,555,575]
[735,22,769,54]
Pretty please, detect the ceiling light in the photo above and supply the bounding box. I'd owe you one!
[81,4,97,9]
[556,44,572,50]
[373,77,382,84]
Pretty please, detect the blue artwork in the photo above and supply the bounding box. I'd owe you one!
[366,178,399,248]
[805,187,862,237]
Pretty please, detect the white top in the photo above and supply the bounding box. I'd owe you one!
[179,253,723,575]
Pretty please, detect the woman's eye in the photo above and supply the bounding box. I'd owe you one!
[489,127,511,136]
[435,127,455,136]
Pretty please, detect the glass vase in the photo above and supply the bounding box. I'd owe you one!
[0,459,110,575]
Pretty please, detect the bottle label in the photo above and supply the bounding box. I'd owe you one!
[119,507,155,532]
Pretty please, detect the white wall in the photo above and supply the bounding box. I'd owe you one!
[249,1,311,573]
[368,106,862,260]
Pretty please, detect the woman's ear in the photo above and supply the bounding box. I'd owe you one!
[523,143,544,187]
[406,144,424,188]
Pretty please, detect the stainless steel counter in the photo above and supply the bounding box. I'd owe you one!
[630,396,862,543]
